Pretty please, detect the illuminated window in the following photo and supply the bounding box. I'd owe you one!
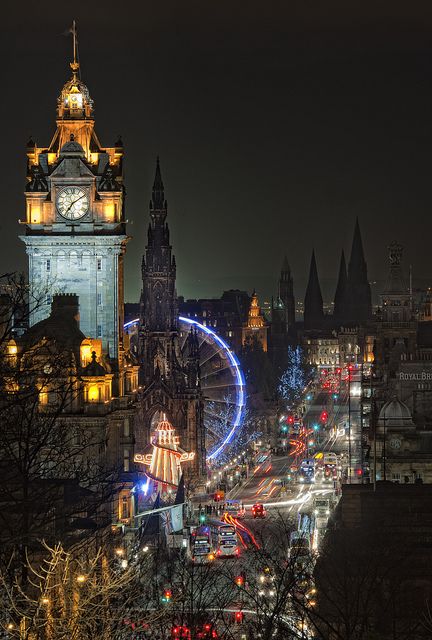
[39,391,48,405]
[121,494,130,520]
[88,385,99,402]
[7,342,17,356]
[123,419,130,437]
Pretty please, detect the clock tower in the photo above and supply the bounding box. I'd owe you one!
[20,42,128,360]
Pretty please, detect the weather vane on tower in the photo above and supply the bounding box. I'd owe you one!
[65,20,80,77]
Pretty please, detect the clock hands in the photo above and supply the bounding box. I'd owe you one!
[65,193,87,217]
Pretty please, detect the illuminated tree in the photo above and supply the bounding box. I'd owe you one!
[0,540,156,640]
[278,346,313,409]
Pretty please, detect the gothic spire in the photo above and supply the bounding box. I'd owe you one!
[281,255,291,276]
[348,217,367,277]
[346,218,372,323]
[333,249,348,323]
[151,156,165,210]
[279,255,295,328]
[304,249,324,329]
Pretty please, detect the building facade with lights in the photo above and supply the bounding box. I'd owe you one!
[20,52,128,362]
[15,46,143,528]
[241,290,268,351]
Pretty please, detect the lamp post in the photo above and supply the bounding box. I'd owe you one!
[348,368,352,484]
[382,412,387,481]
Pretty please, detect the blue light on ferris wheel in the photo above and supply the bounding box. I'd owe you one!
[123,316,246,461]
[179,316,246,460]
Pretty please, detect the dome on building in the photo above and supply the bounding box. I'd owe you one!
[378,396,414,428]
[57,63,94,119]
[59,134,85,156]
[82,351,106,377]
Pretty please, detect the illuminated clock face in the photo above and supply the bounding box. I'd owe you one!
[56,187,89,220]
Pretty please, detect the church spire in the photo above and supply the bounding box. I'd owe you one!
[348,218,366,276]
[346,218,372,323]
[333,249,348,324]
[151,156,166,210]
[279,256,295,328]
[304,250,324,329]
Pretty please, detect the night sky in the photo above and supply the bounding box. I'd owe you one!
[2,1,432,305]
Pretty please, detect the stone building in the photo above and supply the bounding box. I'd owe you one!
[369,396,432,484]
[20,50,128,362]
[241,290,268,352]
[138,160,206,479]
[374,242,417,378]
[7,294,139,529]
[178,289,250,354]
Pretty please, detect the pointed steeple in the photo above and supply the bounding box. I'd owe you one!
[281,255,291,275]
[304,250,324,329]
[279,256,295,328]
[151,156,166,210]
[346,218,372,323]
[333,250,348,324]
[348,218,366,275]
[140,157,177,346]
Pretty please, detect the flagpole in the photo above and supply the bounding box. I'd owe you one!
[72,20,77,65]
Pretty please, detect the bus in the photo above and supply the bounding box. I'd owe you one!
[224,499,245,518]
[323,452,338,483]
[288,530,311,569]
[211,521,239,558]
[190,525,214,564]
[313,496,331,521]
[299,458,315,484]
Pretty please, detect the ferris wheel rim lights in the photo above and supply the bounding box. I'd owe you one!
[179,316,246,460]
[123,316,246,460]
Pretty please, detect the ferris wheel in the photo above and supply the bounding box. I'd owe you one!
[123,316,246,462]
[178,317,245,461]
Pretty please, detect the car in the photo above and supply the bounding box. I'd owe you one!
[251,503,266,518]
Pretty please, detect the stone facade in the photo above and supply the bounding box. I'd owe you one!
[138,161,206,480]
[20,57,127,361]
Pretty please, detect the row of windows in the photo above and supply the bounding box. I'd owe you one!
[45,258,103,271]
[391,472,422,482]
[46,294,103,309]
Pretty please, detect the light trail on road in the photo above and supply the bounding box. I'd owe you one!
[243,486,333,510]
[222,513,260,549]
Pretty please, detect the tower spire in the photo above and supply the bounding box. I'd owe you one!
[279,255,295,328]
[334,249,348,324]
[346,218,372,323]
[152,156,165,210]
[304,249,324,329]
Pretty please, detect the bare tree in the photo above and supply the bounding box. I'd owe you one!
[0,274,122,583]
[0,540,156,640]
